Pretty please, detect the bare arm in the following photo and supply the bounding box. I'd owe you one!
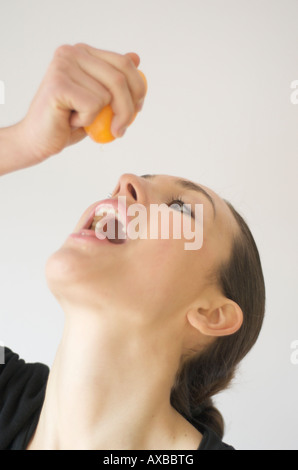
[0,124,36,176]
[0,44,145,177]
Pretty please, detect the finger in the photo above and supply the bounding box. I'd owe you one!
[125,52,141,68]
[67,127,87,147]
[67,65,112,110]
[72,48,137,136]
[75,44,146,108]
[55,78,112,128]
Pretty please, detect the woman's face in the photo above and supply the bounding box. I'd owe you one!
[46,174,238,326]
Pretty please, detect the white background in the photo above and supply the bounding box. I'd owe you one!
[0,0,297,450]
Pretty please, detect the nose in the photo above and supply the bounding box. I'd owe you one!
[112,173,147,205]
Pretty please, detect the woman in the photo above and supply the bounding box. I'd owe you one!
[0,44,265,450]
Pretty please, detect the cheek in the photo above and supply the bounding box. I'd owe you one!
[123,210,207,309]
[124,237,203,314]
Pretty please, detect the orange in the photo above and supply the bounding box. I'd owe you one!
[84,70,147,144]
[84,105,115,144]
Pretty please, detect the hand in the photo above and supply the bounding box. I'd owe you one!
[17,44,146,164]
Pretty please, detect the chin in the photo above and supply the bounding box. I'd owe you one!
[45,244,92,296]
[44,244,119,310]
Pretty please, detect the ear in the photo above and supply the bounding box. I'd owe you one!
[186,300,243,337]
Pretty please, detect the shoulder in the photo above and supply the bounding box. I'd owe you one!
[0,347,49,394]
[0,347,49,450]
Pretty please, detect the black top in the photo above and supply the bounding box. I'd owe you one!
[0,348,234,450]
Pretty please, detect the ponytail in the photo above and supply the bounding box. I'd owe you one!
[192,398,224,439]
[171,340,236,439]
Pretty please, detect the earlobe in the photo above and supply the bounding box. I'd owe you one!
[187,300,243,337]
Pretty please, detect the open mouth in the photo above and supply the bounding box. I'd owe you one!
[87,205,127,244]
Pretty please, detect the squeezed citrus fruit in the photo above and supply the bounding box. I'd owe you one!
[84,70,147,144]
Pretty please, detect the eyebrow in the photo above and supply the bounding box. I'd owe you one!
[140,174,216,217]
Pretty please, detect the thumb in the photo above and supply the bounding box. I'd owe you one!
[67,127,87,147]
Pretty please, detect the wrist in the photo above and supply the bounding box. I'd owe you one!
[0,122,41,176]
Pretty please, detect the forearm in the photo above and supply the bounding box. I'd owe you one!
[0,123,37,177]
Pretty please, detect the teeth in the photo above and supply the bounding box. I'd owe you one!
[95,206,118,217]
[91,211,116,231]
[91,205,126,234]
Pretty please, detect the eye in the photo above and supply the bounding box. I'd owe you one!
[166,196,194,218]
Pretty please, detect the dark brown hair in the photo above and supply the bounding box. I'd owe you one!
[170,200,266,439]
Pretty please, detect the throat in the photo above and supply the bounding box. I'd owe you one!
[28,316,184,450]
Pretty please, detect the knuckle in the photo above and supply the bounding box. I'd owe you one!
[73,42,88,54]
[53,44,85,65]
[120,54,134,70]
[49,56,71,78]
[74,42,88,49]
[54,44,73,59]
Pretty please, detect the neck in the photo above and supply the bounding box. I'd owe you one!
[28,306,201,450]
